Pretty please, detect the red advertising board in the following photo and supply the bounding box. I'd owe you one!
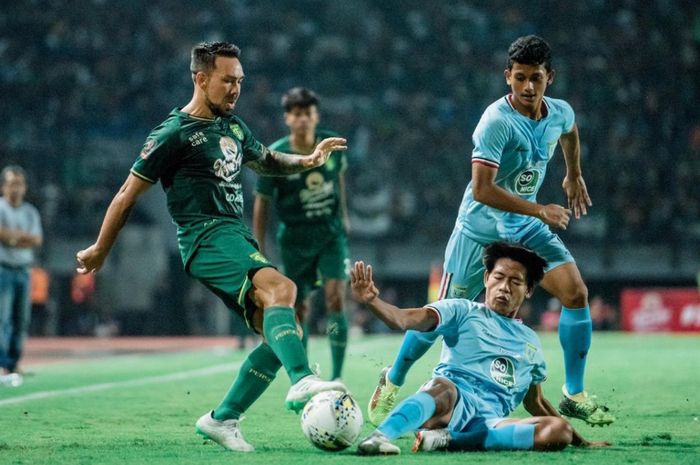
[621,288,700,332]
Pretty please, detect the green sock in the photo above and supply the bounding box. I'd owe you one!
[300,319,309,352]
[213,343,281,421]
[263,306,313,384]
[327,312,348,380]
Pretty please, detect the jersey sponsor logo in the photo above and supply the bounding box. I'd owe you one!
[214,137,242,182]
[230,124,245,141]
[514,169,540,195]
[490,357,516,388]
[300,172,335,218]
[140,138,156,159]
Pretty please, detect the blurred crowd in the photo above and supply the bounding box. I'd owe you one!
[2,0,699,247]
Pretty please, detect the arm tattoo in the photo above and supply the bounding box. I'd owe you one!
[246,148,309,176]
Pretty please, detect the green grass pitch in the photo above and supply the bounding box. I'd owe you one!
[0,333,698,464]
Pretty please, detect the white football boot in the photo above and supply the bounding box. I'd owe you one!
[195,411,254,452]
[285,374,347,412]
[357,431,401,455]
[412,428,450,452]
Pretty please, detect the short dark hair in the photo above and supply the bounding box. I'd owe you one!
[1,165,26,184]
[507,35,552,72]
[281,87,320,112]
[483,241,548,290]
[190,41,241,78]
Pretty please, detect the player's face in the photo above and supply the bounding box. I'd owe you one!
[504,62,554,113]
[483,258,532,318]
[202,56,245,117]
[2,172,27,206]
[284,105,319,136]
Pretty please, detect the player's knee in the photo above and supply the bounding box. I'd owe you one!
[560,282,588,308]
[423,377,457,416]
[536,417,572,451]
[324,292,343,312]
[262,276,297,307]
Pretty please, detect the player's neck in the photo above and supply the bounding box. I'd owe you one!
[290,131,316,154]
[509,94,546,121]
[181,98,216,120]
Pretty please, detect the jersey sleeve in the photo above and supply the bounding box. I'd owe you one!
[131,125,180,183]
[236,118,269,163]
[529,339,548,385]
[255,175,276,199]
[471,114,510,168]
[559,100,576,134]
[425,298,471,335]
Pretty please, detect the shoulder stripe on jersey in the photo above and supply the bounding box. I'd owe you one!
[472,157,499,168]
[438,272,453,300]
[130,169,156,184]
[424,305,442,327]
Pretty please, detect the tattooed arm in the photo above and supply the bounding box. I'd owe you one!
[246,137,347,175]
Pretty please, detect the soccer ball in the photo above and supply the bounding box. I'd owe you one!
[300,390,364,451]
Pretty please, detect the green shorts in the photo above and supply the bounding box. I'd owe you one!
[277,223,349,302]
[187,224,274,330]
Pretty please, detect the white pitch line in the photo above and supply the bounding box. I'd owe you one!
[0,362,241,407]
[0,337,393,408]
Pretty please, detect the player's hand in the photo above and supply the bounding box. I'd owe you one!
[562,174,592,219]
[537,204,572,230]
[350,261,379,304]
[303,137,347,168]
[76,244,107,274]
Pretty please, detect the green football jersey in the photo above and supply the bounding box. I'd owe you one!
[131,108,268,266]
[255,129,347,228]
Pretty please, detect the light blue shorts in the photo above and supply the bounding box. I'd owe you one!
[445,380,505,433]
[438,223,574,301]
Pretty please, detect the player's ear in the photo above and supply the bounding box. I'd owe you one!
[504,68,512,85]
[547,69,555,85]
[483,270,489,287]
[195,71,209,90]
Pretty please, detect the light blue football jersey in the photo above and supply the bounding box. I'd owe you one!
[457,95,575,242]
[428,298,547,418]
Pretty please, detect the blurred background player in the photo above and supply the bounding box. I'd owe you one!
[368,35,614,427]
[74,41,348,452]
[352,243,609,455]
[0,165,43,387]
[254,87,350,381]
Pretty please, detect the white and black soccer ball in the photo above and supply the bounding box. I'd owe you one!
[300,390,364,451]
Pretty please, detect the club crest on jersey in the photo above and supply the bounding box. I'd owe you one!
[140,138,156,159]
[514,169,540,195]
[490,357,516,388]
[230,124,245,141]
[214,137,242,182]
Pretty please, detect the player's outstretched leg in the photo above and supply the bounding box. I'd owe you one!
[368,330,439,425]
[414,417,571,452]
[359,377,454,455]
[251,268,346,413]
[540,264,615,426]
[195,342,282,451]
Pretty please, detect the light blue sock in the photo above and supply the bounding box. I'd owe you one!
[377,391,436,440]
[387,331,439,386]
[559,306,592,395]
[449,423,535,451]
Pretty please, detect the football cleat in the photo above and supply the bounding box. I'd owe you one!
[357,431,401,455]
[558,386,616,426]
[285,375,347,413]
[367,366,400,426]
[412,428,450,452]
[195,411,254,452]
